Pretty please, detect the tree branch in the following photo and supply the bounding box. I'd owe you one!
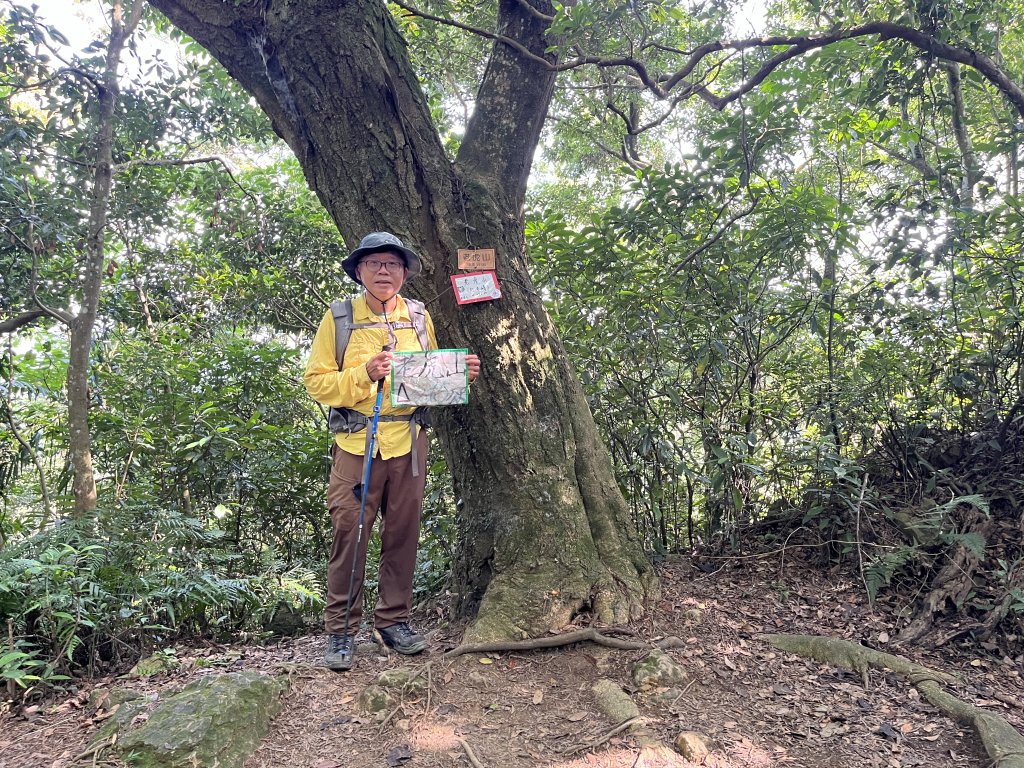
[944,62,979,207]
[513,0,554,23]
[548,114,649,170]
[668,23,1024,119]
[668,197,761,277]
[0,308,50,335]
[456,0,561,201]
[295,272,330,310]
[391,0,553,70]
[0,66,101,94]
[385,8,1024,120]
[866,138,942,183]
[112,154,257,204]
[0,221,73,327]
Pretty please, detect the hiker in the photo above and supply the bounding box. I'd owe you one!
[304,232,481,670]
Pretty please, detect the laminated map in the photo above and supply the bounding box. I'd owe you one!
[391,349,470,406]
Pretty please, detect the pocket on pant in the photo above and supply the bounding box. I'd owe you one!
[329,500,361,533]
[327,449,362,514]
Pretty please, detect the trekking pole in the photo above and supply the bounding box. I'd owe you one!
[340,341,392,640]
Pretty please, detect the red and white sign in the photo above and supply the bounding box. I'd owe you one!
[451,271,501,304]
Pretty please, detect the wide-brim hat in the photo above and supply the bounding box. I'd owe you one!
[342,231,423,283]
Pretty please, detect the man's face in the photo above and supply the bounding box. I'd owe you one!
[357,250,407,300]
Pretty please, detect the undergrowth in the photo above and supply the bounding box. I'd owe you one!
[0,506,324,703]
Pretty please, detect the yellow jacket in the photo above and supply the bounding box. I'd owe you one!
[304,294,437,458]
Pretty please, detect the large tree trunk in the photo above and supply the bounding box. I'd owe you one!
[149,0,658,639]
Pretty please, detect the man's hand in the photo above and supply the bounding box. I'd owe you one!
[365,349,393,381]
[466,353,481,383]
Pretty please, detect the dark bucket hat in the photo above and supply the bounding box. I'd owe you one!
[342,231,423,283]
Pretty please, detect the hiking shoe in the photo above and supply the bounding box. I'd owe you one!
[374,622,426,655]
[324,633,355,671]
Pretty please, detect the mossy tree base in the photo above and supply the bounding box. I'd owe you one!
[465,562,656,643]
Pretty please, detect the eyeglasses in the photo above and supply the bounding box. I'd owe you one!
[360,259,405,273]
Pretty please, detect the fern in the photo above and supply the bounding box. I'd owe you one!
[920,494,990,530]
[864,545,918,605]
[941,530,988,559]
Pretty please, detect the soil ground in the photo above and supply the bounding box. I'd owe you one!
[3,553,1022,768]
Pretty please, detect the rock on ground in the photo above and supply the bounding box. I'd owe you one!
[632,649,689,689]
[114,671,286,768]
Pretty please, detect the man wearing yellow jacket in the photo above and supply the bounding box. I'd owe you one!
[305,232,479,670]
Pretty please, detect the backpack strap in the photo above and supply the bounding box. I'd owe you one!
[330,298,354,369]
[405,298,429,351]
[332,297,428,363]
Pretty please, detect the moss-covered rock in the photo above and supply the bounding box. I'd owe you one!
[377,666,427,695]
[357,684,393,713]
[89,690,152,748]
[129,652,179,678]
[116,671,285,768]
[631,650,688,689]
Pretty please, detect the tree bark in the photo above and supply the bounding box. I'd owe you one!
[148,0,657,639]
[944,62,979,209]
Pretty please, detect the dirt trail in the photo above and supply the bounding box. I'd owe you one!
[4,555,1021,767]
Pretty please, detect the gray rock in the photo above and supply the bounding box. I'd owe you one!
[264,601,305,636]
[632,650,689,689]
[674,730,715,760]
[89,687,144,711]
[650,687,684,704]
[115,671,285,768]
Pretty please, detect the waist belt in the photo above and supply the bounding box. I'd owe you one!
[329,407,430,477]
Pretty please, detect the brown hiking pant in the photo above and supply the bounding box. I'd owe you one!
[325,429,427,635]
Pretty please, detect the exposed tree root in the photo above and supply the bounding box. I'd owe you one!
[372,630,694,763]
[763,634,1024,768]
[390,628,655,701]
[441,627,650,660]
[560,716,643,756]
[459,738,486,768]
[72,734,116,765]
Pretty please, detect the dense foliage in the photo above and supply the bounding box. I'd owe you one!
[2,0,1023,699]
[527,0,1024,649]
